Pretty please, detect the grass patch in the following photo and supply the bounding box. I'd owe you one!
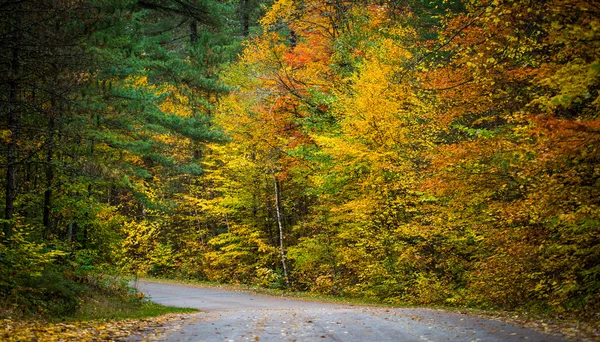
[0,278,197,341]
[0,293,196,342]
[0,277,196,323]
[68,291,197,322]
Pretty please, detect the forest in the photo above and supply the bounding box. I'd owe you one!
[1,0,598,321]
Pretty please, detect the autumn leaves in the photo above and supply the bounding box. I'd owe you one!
[4,0,594,317]
[200,0,599,314]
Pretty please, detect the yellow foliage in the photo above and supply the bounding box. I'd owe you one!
[259,0,296,29]
[125,74,151,88]
[531,61,600,113]
[158,97,193,117]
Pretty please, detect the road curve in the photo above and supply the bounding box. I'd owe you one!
[133,280,566,342]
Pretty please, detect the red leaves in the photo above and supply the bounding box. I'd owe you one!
[529,115,600,161]
[282,33,331,68]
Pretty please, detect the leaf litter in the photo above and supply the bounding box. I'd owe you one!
[0,313,194,341]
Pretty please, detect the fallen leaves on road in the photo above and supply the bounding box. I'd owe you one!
[0,313,192,341]
[470,311,600,342]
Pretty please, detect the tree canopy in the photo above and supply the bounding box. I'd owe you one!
[1,0,598,319]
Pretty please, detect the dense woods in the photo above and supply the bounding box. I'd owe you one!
[1,0,598,319]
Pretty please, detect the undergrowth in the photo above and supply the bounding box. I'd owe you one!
[0,262,195,321]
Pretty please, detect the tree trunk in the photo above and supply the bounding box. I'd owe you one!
[43,116,55,238]
[240,0,250,37]
[272,171,290,288]
[190,19,198,46]
[5,80,17,241]
[4,8,21,241]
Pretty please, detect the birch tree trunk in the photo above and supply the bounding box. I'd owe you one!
[272,171,290,288]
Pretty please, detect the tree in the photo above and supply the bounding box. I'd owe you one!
[208,0,600,314]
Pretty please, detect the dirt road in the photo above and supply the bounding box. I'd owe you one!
[133,280,566,342]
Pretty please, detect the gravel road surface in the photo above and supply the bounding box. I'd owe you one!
[133,280,566,342]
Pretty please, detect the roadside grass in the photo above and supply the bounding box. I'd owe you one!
[69,291,197,322]
[0,282,197,342]
[0,281,197,323]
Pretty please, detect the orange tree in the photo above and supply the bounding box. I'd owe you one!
[421,0,600,312]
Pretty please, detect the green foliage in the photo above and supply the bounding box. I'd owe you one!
[0,229,113,317]
[0,229,66,289]
[14,265,84,316]
[0,0,257,319]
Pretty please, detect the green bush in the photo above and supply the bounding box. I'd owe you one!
[0,229,135,318]
[14,264,84,316]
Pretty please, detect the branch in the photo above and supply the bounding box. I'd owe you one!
[394,9,486,84]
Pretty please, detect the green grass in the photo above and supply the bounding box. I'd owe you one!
[68,291,197,322]
[0,288,197,323]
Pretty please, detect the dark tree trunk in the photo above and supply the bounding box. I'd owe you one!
[5,79,17,241]
[240,0,250,37]
[190,19,198,46]
[43,116,55,238]
[4,8,21,241]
